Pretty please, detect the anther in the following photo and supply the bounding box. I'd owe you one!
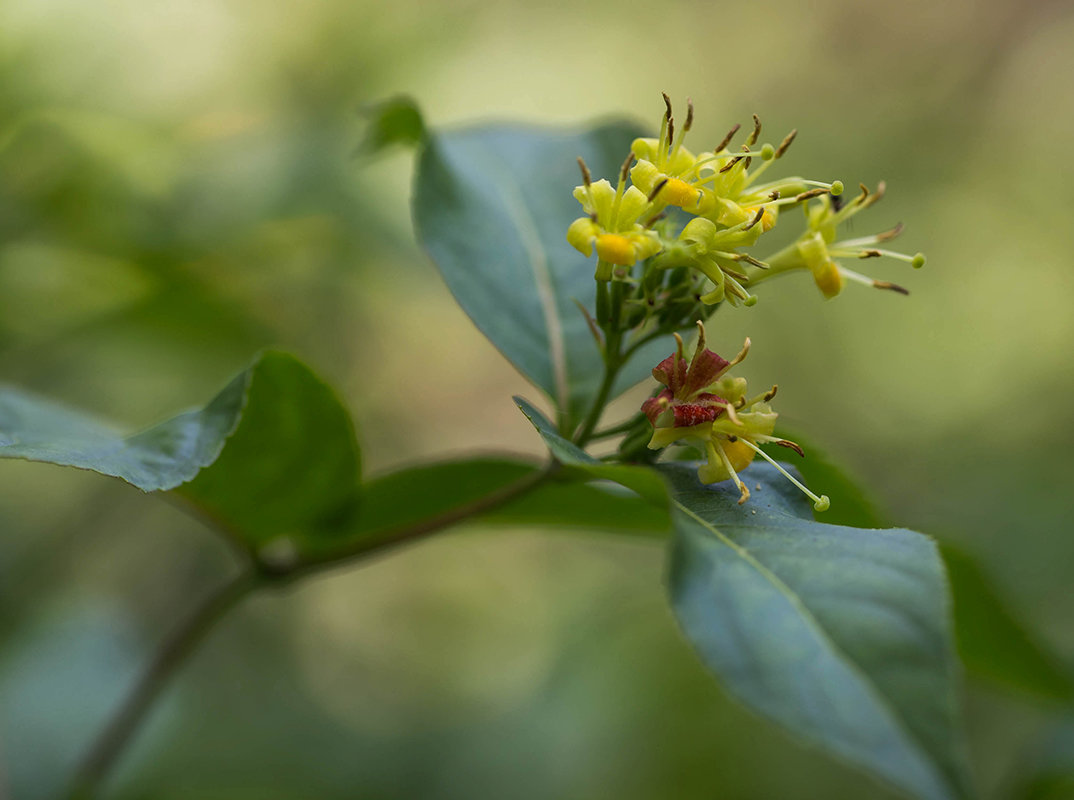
[775,438,803,456]
[737,254,769,269]
[666,118,675,152]
[744,208,766,231]
[764,385,779,402]
[719,156,744,174]
[684,99,694,132]
[662,92,672,121]
[794,187,830,201]
[647,178,669,203]
[747,114,761,146]
[643,211,667,228]
[769,190,780,200]
[715,123,741,153]
[619,151,635,182]
[874,280,910,295]
[577,157,592,186]
[727,337,751,369]
[856,183,870,205]
[775,129,798,158]
[877,222,904,242]
[858,249,882,258]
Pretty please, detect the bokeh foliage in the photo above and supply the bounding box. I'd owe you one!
[2,0,1074,798]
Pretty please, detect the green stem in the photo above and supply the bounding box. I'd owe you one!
[69,464,557,797]
[281,464,556,582]
[69,569,261,799]
[747,241,803,285]
[589,413,645,441]
[571,360,619,447]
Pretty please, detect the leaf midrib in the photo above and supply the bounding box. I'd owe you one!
[482,149,570,416]
[673,499,951,797]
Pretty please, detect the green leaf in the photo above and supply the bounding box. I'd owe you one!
[514,395,669,508]
[771,431,1074,703]
[663,461,973,800]
[413,119,674,426]
[179,353,360,547]
[1010,720,1074,800]
[356,95,426,156]
[764,428,885,528]
[942,545,1074,703]
[0,351,360,549]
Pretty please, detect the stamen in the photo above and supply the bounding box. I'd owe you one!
[714,251,769,269]
[743,207,766,231]
[714,260,749,282]
[736,438,830,511]
[871,248,922,264]
[837,223,905,249]
[610,150,635,226]
[726,337,751,370]
[715,401,742,426]
[775,438,803,456]
[877,222,904,242]
[873,280,910,295]
[724,274,756,306]
[744,385,779,407]
[747,114,762,146]
[738,253,770,269]
[775,129,797,158]
[715,123,741,153]
[577,157,592,187]
[718,154,745,174]
[838,266,910,295]
[709,440,750,504]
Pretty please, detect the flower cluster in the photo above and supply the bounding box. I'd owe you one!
[642,324,829,510]
[566,95,923,303]
[565,96,929,508]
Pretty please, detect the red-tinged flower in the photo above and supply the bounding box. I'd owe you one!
[642,323,829,510]
[641,322,747,429]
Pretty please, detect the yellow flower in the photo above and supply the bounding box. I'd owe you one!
[567,157,661,280]
[757,183,926,299]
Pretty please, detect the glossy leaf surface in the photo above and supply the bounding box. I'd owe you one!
[0,351,360,548]
[663,461,972,800]
[414,120,673,425]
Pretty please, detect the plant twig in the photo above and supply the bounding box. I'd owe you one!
[69,569,260,799]
[283,463,558,581]
[70,463,557,797]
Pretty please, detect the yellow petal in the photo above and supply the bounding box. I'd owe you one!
[595,233,636,266]
[629,159,662,196]
[566,217,599,256]
[617,186,652,227]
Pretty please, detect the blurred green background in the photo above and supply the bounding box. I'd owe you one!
[2,0,1073,797]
